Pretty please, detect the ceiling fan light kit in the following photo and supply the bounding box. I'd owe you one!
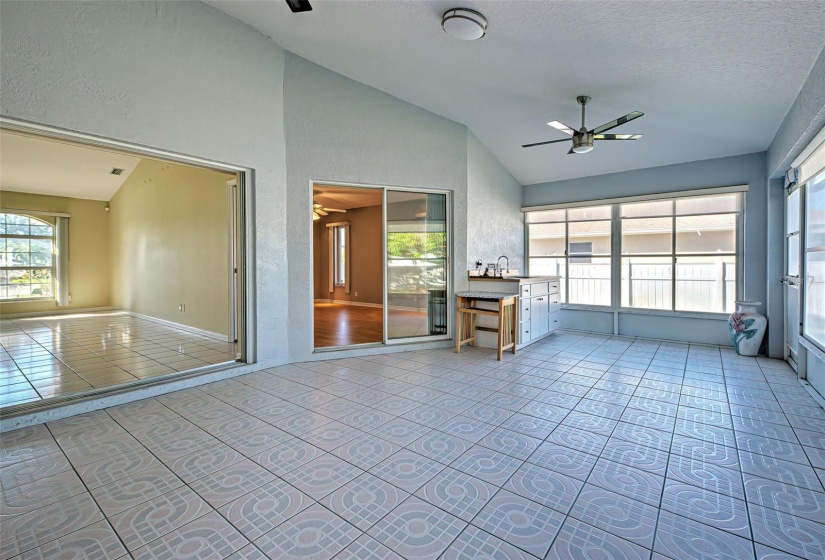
[523,96,644,155]
[442,8,487,41]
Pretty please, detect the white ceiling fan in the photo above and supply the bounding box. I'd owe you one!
[313,202,346,221]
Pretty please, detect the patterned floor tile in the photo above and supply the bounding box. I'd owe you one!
[321,472,409,531]
[407,430,470,465]
[14,520,128,560]
[90,465,184,516]
[367,496,466,560]
[744,475,825,523]
[527,441,599,481]
[333,432,400,470]
[218,478,312,540]
[569,483,658,549]
[110,485,212,550]
[739,452,824,493]
[504,461,583,514]
[302,421,364,452]
[546,425,608,457]
[546,518,650,560]
[666,455,745,500]
[132,511,248,560]
[252,438,324,476]
[470,489,564,558]
[282,454,363,500]
[189,459,278,508]
[654,510,755,560]
[0,452,71,489]
[661,480,751,539]
[449,446,523,486]
[479,427,540,461]
[370,418,432,446]
[749,504,825,560]
[0,469,88,517]
[369,449,444,492]
[440,525,535,560]
[600,438,669,476]
[588,458,664,507]
[0,492,104,559]
[437,415,496,443]
[414,467,496,522]
[334,534,403,560]
[253,504,359,560]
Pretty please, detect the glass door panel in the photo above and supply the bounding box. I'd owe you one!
[785,187,801,370]
[385,191,448,340]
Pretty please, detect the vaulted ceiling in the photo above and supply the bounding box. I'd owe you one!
[208,0,825,185]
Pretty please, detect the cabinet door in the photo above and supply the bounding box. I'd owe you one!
[531,296,549,337]
[520,321,532,344]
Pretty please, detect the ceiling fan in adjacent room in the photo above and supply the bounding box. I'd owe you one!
[313,202,346,221]
[523,96,644,154]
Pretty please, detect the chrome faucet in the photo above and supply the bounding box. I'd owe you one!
[496,255,509,277]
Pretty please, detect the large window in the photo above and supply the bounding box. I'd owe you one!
[804,170,825,348]
[526,191,742,313]
[527,205,612,306]
[621,194,739,313]
[0,213,55,300]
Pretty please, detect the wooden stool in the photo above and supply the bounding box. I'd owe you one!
[455,292,518,360]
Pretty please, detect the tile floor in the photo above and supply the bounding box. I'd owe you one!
[0,312,237,407]
[2,331,825,559]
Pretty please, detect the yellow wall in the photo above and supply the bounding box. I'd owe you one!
[0,191,111,314]
[109,159,234,336]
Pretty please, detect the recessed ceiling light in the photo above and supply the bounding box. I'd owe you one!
[442,8,487,41]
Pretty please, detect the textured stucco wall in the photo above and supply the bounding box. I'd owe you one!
[767,46,825,179]
[284,54,469,362]
[467,131,524,273]
[522,152,769,346]
[0,0,288,364]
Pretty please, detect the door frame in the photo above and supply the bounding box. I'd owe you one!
[0,116,256,366]
[309,179,454,352]
[783,183,802,371]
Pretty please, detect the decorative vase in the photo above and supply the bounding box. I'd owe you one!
[728,301,767,357]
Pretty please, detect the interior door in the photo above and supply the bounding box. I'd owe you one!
[385,190,449,341]
[783,185,801,371]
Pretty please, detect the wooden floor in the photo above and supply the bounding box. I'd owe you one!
[313,303,430,348]
[314,303,384,347]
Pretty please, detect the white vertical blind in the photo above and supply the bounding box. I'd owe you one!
[56,216,70,306]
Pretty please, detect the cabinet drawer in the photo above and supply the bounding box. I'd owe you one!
[548,311,560,331]
[549,280,560,294]
[520,285,531,298]
[529,282,549,297]
[520,299,531,321]
[520,321,532,344]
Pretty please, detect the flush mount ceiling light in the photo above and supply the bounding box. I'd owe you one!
[442,8,487,41]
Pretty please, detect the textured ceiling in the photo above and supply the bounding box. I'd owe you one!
[207,0,825,185]
[0,130,141,201]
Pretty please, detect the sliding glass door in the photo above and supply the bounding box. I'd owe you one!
[385,190,449,340]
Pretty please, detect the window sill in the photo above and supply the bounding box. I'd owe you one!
[560,304,730,321]
[0,298,56,303]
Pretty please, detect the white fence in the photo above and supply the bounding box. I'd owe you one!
[560,261,735,313]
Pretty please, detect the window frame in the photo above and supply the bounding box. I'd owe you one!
[0,212,56,302]
[332,224,347,287]
[525,189,744,317]
[802,169,825,353]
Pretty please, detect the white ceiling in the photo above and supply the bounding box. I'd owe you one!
[207,0,825,185]
[0,130,142,201]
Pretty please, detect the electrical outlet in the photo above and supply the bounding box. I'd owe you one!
[178,304,186,312]
[354,291,358,297]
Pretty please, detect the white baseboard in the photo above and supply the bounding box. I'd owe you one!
[314,299,383,309]
[127,312,230,342]
[0,306,122,319]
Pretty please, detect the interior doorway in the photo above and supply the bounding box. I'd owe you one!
[0,124,249,411]
[784,184,802,371]
[312,182,451,350]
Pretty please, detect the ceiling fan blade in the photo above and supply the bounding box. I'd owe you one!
[522,138,570,148]
[591,111,644,135]
[285,0,312,12]
[567,147,575,155]
[316,209,328,216]
[324,208,347,213]
[595,133,644,140]
[547,121,576,136]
